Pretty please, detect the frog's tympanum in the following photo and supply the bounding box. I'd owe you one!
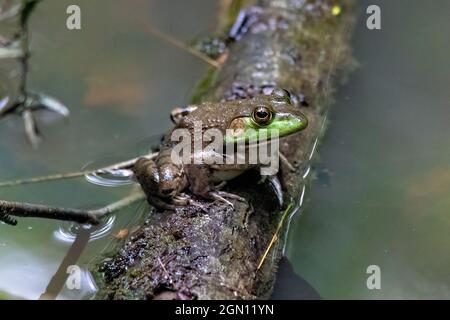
[133,89,308,210]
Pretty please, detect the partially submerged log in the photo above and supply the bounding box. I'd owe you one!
[93,0,355,300]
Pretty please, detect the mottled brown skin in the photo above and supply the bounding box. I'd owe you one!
[133,91,306,209]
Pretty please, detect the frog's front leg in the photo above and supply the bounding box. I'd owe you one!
[184,164,245,208]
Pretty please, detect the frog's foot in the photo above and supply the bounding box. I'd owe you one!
[172,194,190,206]
[147,194,207,212]
[208,191,246,209]
[174,193,208,212]
[147,196,178,211]
[2,92,69,149]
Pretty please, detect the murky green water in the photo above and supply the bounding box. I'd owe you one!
[287,0,450,299]
[0,0,449,299]
[0,0,217,299]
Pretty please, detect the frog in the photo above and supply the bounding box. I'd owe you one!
[133,89,308,210]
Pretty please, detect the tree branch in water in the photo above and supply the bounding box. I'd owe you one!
[0,190,146,226]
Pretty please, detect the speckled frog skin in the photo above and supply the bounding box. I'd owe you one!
[133,89,307,209]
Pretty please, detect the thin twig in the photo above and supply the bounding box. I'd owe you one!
[257,203,292,270]
[140,21,221,69]
[0,152,158,188]
[92,190,146,220]
[0,189,146,225]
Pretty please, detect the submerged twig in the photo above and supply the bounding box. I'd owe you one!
[0,0,71,147]
[18,1,38,147]
[0,189,146,226]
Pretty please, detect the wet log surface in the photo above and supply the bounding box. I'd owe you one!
[92,0,355,300]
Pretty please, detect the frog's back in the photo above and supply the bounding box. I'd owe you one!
[178,100,253,132]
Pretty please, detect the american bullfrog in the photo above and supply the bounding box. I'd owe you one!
[133,89,308,209]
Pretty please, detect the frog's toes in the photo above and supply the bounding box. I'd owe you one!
[215,191,246,202]
[147,196,178,211]
[209,192,235,209]
[208,191,246,209]
[173,194,190,206]
[173,194,208,212]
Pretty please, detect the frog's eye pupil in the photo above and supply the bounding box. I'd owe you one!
[252,106,273,126]
[256,110,268,118]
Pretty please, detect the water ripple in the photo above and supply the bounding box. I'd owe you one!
[53,215,116,243]
[85,168,135,187]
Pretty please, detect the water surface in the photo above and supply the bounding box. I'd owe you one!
[287,0,450,299]
[0,0,449,299]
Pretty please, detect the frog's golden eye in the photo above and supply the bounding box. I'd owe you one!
[252,106,273,126]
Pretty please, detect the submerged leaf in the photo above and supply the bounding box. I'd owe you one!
[22,109,41,149]
[34,92,70,117]
[0,46,22,59]
[0,96,10,113]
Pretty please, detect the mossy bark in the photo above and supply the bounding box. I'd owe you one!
[92,0,355,300]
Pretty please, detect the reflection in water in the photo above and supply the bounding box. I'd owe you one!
[54,215,116,243]
[271,257,320,300]
[57,268,98,300]
[41,228,98,300]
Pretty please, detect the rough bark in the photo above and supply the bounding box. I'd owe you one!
[92,0,355,300]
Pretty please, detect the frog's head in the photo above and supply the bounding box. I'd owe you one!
[224,89,308,144]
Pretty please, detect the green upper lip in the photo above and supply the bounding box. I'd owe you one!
[224,112,308,144]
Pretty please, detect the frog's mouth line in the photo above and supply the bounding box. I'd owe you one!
[225,114,307,142]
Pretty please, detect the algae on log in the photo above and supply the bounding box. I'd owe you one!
[93,0,355,300]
